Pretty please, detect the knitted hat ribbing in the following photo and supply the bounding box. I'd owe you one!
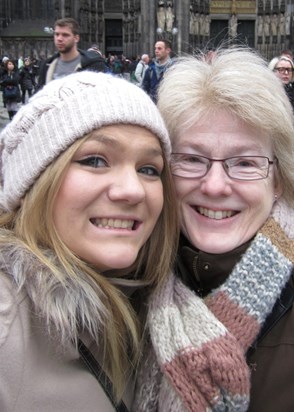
[0,71,171,211]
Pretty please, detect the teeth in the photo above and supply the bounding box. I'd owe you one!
[198,207,233,220]
[92,218,134,230]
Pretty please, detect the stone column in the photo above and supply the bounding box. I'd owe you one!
[140,0,156,57]
[175,0,190,54]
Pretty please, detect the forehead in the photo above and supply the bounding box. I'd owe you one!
[54,25,74,35]
[276,59,292,68]
[175,111,272,153]
[155,42,166,50]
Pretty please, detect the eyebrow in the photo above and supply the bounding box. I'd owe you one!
[88,133,164,157]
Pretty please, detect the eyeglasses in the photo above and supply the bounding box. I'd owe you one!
[170,154,276,181]
[274,67,293,74]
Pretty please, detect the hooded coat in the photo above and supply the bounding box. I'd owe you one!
[0,243,134,412]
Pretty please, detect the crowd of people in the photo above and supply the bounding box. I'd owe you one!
[0,18,294,412]
[0,17,175,120]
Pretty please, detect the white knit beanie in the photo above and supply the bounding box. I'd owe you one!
[0,71,171,211]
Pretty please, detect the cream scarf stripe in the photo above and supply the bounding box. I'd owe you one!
[148,274,227,360]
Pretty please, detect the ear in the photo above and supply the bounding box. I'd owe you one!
[273,176,283,201]
[75,34,80,44]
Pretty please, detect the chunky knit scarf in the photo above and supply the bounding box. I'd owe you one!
[133,199,294,412]
[154,58,173,80]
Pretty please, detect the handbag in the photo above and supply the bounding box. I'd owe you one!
[4,85,20,100]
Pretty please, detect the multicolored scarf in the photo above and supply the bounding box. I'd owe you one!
[133,199,294,411]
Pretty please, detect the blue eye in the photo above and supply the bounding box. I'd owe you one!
[231,158,259,168]
[139,166,161,177]
[76,156,108,168]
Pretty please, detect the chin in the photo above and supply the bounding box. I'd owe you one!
[191,237,242,254]
[96,255,139,272]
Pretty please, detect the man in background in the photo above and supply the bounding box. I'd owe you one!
[36,18,106,91]
[142,40,173,103]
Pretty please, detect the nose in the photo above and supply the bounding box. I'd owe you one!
[108,168,146,204]
[200,162,232,197]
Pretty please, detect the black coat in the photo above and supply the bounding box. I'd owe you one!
[285,82,294,110]
[19,66,35,90]
[1,70,20,103]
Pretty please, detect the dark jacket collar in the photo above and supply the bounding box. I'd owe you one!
[176,234,251,297]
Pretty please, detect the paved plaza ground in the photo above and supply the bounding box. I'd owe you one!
[0,97,11,131]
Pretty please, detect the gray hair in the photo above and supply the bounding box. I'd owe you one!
[158,47,294,205]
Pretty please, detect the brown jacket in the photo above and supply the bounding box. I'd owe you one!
[248,273,294,412]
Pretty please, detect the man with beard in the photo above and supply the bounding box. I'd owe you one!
[36,18,106,91]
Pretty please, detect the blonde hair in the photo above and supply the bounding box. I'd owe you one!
[268,55,294,71]
[0,132,178,399]
[158,47,294,205]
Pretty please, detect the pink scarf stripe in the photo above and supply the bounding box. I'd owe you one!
[206,291,261,351]
[162,333,250,412]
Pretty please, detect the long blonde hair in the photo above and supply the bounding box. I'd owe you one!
[0,132,179,399]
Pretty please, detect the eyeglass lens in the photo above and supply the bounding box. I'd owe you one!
[275,67,293,73]
[171,155,272,181]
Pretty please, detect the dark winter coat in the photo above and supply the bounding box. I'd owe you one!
[1,70,20,103]
[141,59,173,103]
[19,66,36,91]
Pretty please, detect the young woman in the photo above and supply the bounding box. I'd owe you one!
[0,71,178,411]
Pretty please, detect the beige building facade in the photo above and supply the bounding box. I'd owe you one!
[0,0,293,61]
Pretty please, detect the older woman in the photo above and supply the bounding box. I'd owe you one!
[133,48,294,412]
[269,55,294,109]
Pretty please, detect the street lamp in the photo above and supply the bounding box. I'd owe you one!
[171,26,178,54]
[44,26,54,34]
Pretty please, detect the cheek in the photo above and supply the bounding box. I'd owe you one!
[151,183,164,217]
[174,179,195,200]
[52,173,80,224]
[242,179,275,212]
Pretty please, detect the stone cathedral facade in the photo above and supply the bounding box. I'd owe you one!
[0,0,293,61]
